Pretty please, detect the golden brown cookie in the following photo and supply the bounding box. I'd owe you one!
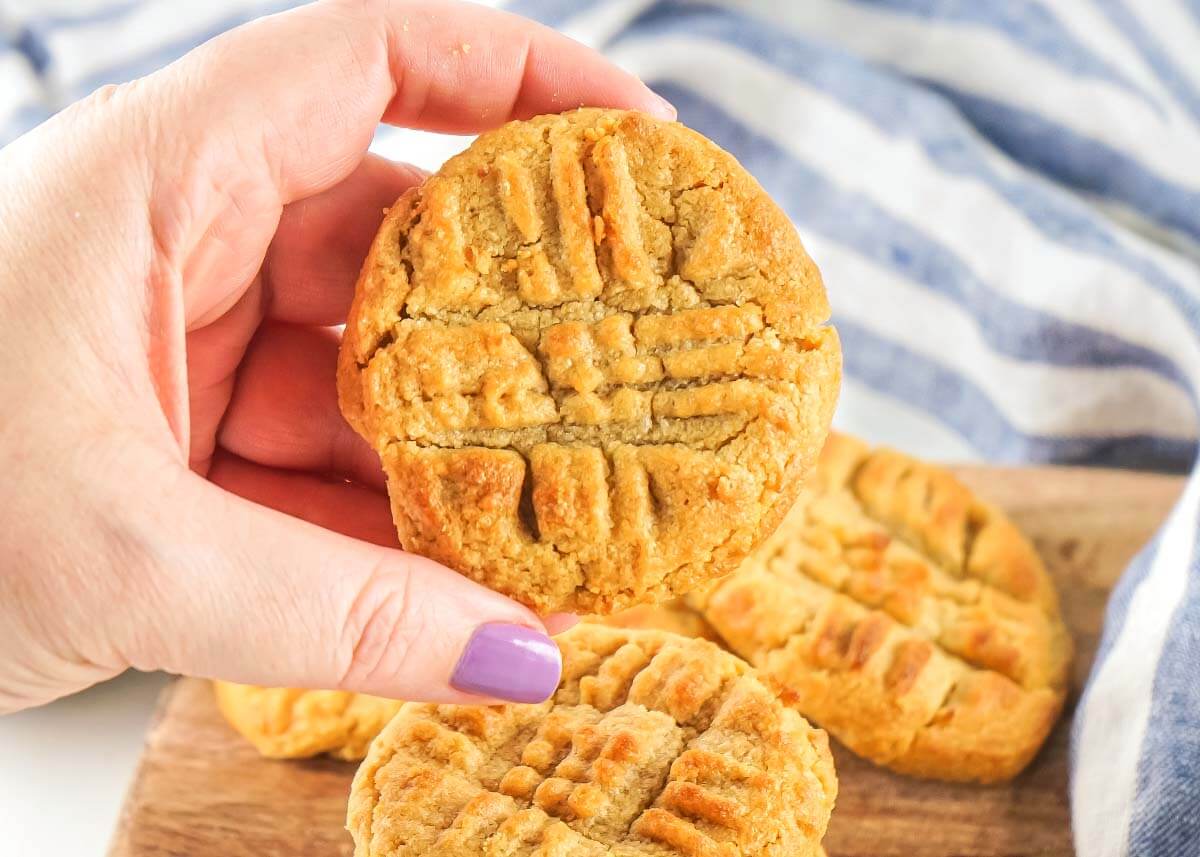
[590,598,721,642]
[214,682,402,761]
[690,433,1072,783]
[347,624,836,857]
[338,108,840,614]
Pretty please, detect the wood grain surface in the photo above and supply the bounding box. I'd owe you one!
[108,465,1183,857]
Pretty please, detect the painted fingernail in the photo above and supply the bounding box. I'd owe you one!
[450,623,562,703]
[648,91,677,120]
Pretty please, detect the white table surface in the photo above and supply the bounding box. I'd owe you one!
[0,671,170,855]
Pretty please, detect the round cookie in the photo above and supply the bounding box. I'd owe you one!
[348,624,836,857]
[689,433,1073,783]
[338,108,840,614]
[214,682,402,761]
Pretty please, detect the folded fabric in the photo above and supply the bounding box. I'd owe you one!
[4,2,1199,855]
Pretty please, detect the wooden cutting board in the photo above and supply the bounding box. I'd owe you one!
[108,464,1183,857]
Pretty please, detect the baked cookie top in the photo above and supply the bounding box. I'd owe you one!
[338,108,840,614]
[590,599,722,643]
[347,625,836,857]
[690,434,1073,783]
[213,682,403,761]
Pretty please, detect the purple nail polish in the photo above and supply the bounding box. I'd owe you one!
[451,624,562,704]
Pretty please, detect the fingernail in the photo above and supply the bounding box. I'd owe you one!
[451,623,562,703]
[648,91,677,120]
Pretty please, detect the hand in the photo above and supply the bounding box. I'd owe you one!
[0,0,674,714]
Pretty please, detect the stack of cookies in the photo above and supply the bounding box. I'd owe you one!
[214,109,1071,856]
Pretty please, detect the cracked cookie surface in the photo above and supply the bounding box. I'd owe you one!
[214,682,403,761]
[689,434,1073,783]
[338,108,840,614]
[347,624,836,857]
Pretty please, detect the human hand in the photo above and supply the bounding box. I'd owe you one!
[0,0,674,714]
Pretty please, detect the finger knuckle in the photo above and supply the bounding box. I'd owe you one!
[337,562,423,690]
[88,82,123,106]
[74,79,145,121]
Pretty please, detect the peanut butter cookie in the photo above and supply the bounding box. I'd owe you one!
[690,434,1073,782]
[338,109,840,614]
[591,599,721,643]
[348,624,835,857]
[214,682,402,761]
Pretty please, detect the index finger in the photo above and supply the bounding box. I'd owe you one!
[149,0,674,204]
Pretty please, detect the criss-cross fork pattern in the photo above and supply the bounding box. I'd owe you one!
[693,434,1073,782]
[349,626,836,857]
[339,110,839,612]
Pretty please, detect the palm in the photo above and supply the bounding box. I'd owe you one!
[172,157,423,547]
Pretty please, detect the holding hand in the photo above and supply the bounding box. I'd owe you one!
[0,0,674,714]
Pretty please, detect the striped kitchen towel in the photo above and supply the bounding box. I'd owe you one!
[3,1,1199,854]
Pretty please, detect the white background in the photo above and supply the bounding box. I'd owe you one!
[0,672,168,854]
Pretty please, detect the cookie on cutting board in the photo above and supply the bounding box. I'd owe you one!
[213,682,403,761]
[347,624,836,857]
[689,433,1073,782]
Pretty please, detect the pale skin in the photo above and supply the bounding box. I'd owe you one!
[0,0,675,714]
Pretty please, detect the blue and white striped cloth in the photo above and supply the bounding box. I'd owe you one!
[4,1,1199,854]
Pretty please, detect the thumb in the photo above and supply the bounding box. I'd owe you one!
[128,472,562,705]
